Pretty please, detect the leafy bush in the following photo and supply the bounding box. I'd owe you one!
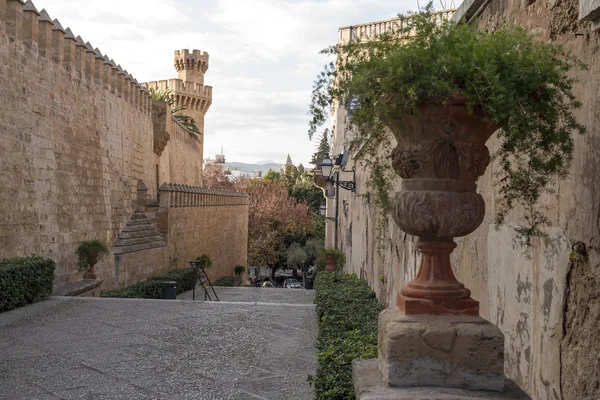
[234,265,246,277]
[309,272,383,399]
[213,276,235,287]
[0,256,56,312]
[315,247,346,271]
[100,268,197,298]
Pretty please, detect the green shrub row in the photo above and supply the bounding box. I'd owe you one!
[213,276,235,287]
[309,272,383,400]
[0,256,56,313]
[100,268,197,299]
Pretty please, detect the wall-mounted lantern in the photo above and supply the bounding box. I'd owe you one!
[319,203,337,223]
[318,151,356,193]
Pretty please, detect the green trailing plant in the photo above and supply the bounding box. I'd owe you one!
[309,4,586,247]
[0,256,56,312]
[308,272,383,399]
[148,88,201,137]
[76,240,109,272]
[233,265,246,277]
[195,254,212,270]
[100,268,197,298]
[315,247,346,271]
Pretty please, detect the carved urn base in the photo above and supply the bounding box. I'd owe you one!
[398,240,479,316]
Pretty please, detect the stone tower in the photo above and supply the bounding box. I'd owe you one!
[143,49,213,180]
[172,49,212,136]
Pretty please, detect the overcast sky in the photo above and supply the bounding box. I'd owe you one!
[33,0,424,166]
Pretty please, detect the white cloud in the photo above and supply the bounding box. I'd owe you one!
[31,0,420,166]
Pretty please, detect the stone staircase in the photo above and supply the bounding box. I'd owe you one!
[114,212,166,255]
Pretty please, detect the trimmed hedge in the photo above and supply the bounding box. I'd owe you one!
[100,268,197,298]
[0,256,56,313]
[309,272,383,400]
[213,276,235,287]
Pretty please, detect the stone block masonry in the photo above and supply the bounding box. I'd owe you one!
[0,2,238,292]
[0,1,155,288]
[158,184,249,282]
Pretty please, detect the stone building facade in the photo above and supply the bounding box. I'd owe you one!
[327,3,599,399]
[0,1,248,290]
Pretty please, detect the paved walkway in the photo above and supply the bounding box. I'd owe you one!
[0,287,317,400]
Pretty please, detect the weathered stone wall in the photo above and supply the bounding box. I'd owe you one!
[329,2,600,398]
[114,246,169,288]
[158,186,249,282]
[0,5,154,287]
[158,120,203,190]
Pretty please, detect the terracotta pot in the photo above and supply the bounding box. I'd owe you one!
[388,97,498,316]
[325,255,337,272]
[87,252,100,274]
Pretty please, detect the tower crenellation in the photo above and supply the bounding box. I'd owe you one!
[174,48,209,85]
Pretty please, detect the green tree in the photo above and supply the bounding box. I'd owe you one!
[310,130,330,166]
[263,169,281,182]
[287,242,308,281]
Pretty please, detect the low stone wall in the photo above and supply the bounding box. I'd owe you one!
[158,184,249,282]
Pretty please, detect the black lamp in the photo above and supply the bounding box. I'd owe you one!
[320,154,334,179]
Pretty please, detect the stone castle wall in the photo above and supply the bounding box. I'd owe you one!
[0,2,155,286]
[0,2,247,290]
[158,118,203,190]
[329,2,600,399]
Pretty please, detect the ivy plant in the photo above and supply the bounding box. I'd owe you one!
[308,4,586,247]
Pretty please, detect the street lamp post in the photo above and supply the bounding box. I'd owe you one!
[318,152,357,248]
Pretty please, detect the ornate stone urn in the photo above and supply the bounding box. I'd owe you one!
[372,96,506,392]
[388,96,497,315]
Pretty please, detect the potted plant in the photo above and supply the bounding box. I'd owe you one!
[309,5,585,313]
[195,254,212,270]
[76,240,109,279]
[316,247,346,272]
[233,265,246,286]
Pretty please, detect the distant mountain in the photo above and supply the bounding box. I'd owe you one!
[228,161,282,174]
[255,159,277,165]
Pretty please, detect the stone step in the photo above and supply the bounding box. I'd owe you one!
[127,217,153,226]
[113,240,167,255]
[130,213,146,219]
[117,230,162,240]
[114,235,164,247]
[121,223,157,233]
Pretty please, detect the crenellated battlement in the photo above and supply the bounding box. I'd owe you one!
[144,79,212,99]
[174,49,209,73]
[0,0,153,114]
[173,48,208,85]
[143,78,212,115]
